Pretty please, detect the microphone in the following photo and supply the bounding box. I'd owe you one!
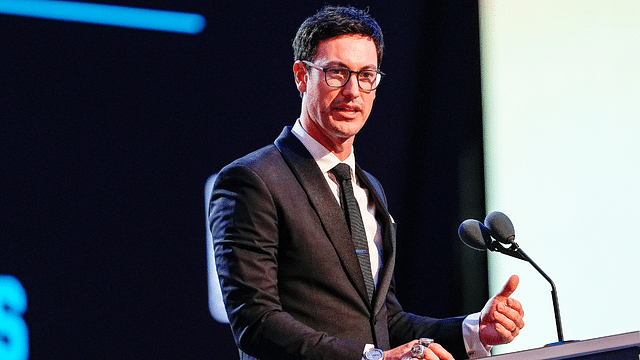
[458,212,571,344]
[457,219,491,251]
[484,211,515,244]
[481,211,568,344]
[458,213,524,260]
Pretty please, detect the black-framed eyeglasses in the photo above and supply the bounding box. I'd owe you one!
[301,60,385,91]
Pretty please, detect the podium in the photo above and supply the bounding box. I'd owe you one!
[487,331,640,360]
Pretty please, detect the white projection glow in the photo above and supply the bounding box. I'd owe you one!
[480,0,640,355]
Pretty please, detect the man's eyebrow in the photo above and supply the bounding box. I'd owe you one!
[322,60,379,70]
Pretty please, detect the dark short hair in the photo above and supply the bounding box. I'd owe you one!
[293,5,384,67]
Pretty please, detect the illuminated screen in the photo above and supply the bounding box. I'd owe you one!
[480,0,640,354]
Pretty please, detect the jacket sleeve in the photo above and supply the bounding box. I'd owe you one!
[384,283,468,359]
[209,163,365,360]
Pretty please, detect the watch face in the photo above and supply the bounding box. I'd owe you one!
[366,348,384,360]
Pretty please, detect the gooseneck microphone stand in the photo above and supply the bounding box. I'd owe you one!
[486,238,569,344]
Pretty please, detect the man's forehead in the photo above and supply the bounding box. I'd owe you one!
[317,34,375,48]
[314,34,378,66]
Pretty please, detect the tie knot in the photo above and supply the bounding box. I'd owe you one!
[330,163,352,182]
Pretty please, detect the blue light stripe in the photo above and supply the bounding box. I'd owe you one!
[0,0,206,34]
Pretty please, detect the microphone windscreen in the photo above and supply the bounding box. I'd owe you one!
[458,219,489,251]
[484,211,515,244]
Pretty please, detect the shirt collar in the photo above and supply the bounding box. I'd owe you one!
[291,119,357,179]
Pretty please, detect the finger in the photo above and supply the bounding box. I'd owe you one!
[426,343,455,360]
[495,274,519,299]
[410,344,439,360]
[497,303,525,329]
[495,321,518,341]
[507,297,525,317]
[493,309,517,334]
[387,340,419,359]
[422,348,440,360]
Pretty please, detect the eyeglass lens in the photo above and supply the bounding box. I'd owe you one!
[325,68,380,90]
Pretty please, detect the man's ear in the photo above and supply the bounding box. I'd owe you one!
[293,61,308,93]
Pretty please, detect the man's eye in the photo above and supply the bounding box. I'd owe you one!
[327,68,344,76]
[360,71,376,80]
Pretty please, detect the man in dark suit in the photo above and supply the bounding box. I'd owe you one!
[209,6,524,360]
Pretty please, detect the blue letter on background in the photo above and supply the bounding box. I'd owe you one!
[0,275,28,360]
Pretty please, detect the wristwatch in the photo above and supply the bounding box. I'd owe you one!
[363,347,384,360]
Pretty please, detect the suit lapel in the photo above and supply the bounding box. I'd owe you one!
[274,127,372,305]
[355,165,397,313]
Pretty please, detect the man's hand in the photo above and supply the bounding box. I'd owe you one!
[383,339,454,360]
[479,274,525,346]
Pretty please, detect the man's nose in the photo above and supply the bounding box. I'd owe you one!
[341,73,361,97]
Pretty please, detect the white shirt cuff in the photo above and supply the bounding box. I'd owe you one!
[462,312,492,358]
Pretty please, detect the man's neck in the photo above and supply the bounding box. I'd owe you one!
[326,141,352,161]
[298,119,354,161]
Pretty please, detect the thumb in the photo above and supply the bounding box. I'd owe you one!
[495,274,519,298]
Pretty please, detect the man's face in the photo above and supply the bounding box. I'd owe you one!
[296,34,379,151]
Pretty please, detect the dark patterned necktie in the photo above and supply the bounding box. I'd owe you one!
[330,163,375,303]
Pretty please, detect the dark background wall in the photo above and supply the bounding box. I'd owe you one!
[1,1,487,358]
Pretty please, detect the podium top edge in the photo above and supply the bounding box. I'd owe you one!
[489,330,640,360]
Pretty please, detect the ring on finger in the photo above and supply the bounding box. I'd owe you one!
[418,338,434,347]
[411,344,426,358]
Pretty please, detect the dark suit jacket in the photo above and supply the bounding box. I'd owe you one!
[209,127,466,360]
